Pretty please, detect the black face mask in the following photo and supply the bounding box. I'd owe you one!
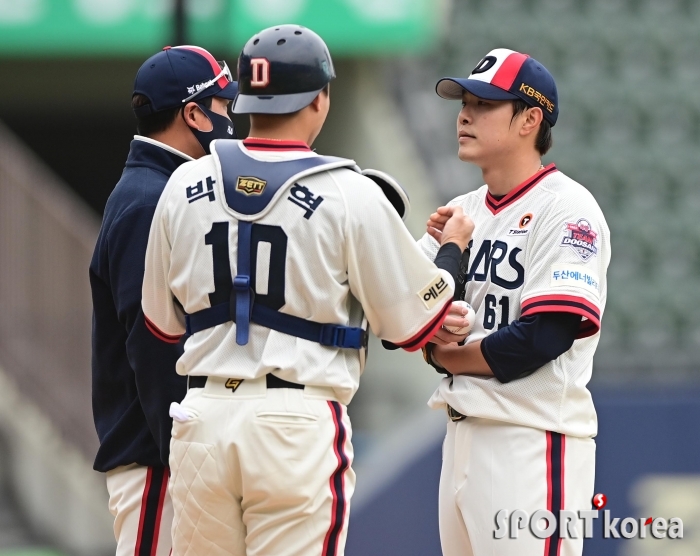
[188,103,236,154]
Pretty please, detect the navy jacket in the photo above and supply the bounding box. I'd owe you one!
[90,138,190,472]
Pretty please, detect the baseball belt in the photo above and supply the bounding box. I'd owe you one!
[188,374,305,391]
[447,405,466,422]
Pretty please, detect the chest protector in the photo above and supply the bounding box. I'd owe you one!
[184,140,368,350]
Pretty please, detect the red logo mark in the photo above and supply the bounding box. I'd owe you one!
[250,58,270,88]
[645,517,653,526]
[592,493,607,510]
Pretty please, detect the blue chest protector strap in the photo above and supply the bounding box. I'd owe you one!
[186,291,368,349]
[185,140,368,350]
[234,220,254,345]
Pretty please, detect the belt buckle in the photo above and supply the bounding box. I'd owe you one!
[447,405,466,422]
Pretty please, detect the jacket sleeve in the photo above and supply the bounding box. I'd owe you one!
[107,205,186,467]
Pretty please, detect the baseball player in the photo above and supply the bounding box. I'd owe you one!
[90,46,237,556]
[141,25,473,556]
[419,49,611,556]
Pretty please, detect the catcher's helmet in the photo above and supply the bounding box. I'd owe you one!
[233,25,335,115]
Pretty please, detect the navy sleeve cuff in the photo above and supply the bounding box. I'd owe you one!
[481,312,582,383]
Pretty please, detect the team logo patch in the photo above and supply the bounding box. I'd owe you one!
[225,378,243,392]
[418,274,450,310]
[236,176,266,195]
[561,219,598,261]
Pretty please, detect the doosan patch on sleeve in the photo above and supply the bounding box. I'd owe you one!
[560,218,598,261]
[550,263,599,295]
[419,274,450,309]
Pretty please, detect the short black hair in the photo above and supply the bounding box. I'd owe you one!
[512,99,553,155]
[132,95,213,137]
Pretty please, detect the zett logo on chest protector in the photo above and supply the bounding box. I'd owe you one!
[236,176,267,195]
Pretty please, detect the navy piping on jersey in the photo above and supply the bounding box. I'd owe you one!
[323,402,350,556]
[485,164,558,215]
[521,294,601,336]
[395,298,452,352]
[577,319,598,339]
[144,315,182,344]
[134,466,168,556]
[545,432,565,556]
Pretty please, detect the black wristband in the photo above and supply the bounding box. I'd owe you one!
[422,343,452,376]
[434,242,462,284]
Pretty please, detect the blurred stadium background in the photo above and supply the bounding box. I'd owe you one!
[0,0,699,555]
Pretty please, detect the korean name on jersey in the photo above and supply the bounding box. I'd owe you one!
[419,165,611,438]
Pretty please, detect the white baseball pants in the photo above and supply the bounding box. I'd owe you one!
[168,375,355,556]
[105,464,173,556]
[439,416,595,556]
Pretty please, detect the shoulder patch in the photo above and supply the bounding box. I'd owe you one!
[561,218,598,261]
[419,274,450,310]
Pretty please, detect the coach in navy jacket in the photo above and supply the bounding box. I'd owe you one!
[90,45,237,556]
[91,137,191,472]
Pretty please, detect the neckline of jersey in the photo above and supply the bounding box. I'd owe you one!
[242,137,311,152]
[484,163,558,215]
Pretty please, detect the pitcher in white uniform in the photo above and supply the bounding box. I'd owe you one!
[420,49,611,556]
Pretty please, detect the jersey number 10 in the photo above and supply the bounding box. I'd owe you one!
[205,221,288,310]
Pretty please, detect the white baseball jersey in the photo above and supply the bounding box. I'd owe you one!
[419,165,610,438]
[142,138,454,405]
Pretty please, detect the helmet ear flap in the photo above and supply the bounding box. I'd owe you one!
[361,169,411,221]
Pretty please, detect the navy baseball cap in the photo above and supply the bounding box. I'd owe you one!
[133,45,238,116]
[436,48,559,125]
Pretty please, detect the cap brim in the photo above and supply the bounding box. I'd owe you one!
[233,89,322,115]
[215,81,239,100]
[436,78,519,102]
